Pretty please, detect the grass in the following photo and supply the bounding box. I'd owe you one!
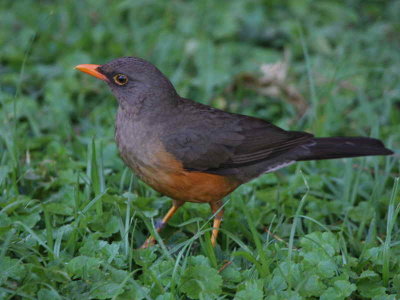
[1,0,400,299]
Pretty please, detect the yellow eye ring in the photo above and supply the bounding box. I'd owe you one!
[113,74,128,85]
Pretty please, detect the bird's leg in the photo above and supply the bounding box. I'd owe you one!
[140,200,183,248]
[209,200,224,247]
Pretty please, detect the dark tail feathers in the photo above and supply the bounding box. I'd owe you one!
[297,137,393,161]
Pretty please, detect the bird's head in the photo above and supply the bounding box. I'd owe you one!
[75,57,177,109]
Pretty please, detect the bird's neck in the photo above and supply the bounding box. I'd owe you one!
[117,91,181,119]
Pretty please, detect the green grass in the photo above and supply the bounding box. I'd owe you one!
[1,0,400,299]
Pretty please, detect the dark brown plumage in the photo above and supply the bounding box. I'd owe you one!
[75,57,394,247]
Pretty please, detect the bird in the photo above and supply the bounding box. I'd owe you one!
[75,57,393,248]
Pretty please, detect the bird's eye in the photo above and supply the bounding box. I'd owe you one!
[113,74,128,86]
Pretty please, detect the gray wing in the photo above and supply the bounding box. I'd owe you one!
[161,103,313,177]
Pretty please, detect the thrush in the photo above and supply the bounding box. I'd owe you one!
[75,57,393,247]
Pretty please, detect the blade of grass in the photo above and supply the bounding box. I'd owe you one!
[89,138,104,215]
[42,205,54,259]
[287,170,309,289]
[297,24,318,129]
[382,177,399,285]
[14,221,54,256]
[239,196,269,277]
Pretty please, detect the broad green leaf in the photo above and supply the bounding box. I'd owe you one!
[0,256,25,284]
[268,274,287,291]
[358,280,387,298]
[117,283,150,300]
[180,264,222,299]
[358,270,379,279]
[79,237,120,263]
[37,288,62,300]
[155,293,175,300]
[301,275,326,297]
[0,212,12,227]
[320,280,356,300]
[300,232,339,256]
[234,280,263,300]
[66,256,101,278]
[147,260,176,286]
[133,248,157,267]
[90,282,123,299]
[220,263,242,283]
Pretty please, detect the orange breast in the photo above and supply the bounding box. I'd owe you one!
[133,147,240,203]
[151,171,240,203]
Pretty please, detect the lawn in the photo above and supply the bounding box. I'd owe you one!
[1,0,400,299]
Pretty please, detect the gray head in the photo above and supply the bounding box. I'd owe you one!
[76,57,178,110]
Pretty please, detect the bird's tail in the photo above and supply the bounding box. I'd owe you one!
[296,137,393,161]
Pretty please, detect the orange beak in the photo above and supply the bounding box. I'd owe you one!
[75,64,108,81]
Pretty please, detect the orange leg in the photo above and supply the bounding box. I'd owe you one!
[140,200,183,248]
[210,200,224,247]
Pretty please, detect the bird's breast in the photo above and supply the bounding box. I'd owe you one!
[114,110,240,203]
[115,112,173,174]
